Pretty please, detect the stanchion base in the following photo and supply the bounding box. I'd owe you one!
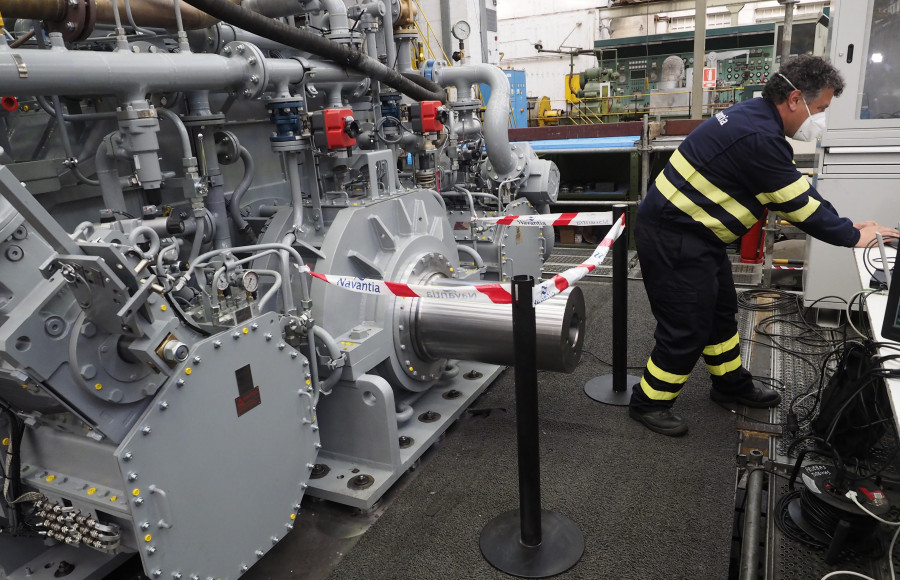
[584,374,642,406]
[480,509,584,578]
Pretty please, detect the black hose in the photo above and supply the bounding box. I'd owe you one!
[180,0,447,103]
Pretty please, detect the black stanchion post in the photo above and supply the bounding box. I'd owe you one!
[513,275,542,547]
[480,275,584,578]
[585,204,641,406]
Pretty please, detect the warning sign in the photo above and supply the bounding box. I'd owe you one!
[703,67,717,89]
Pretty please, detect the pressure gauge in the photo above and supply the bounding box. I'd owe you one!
[451,20,471,41]
[215,272,229,291]
[241,271,259,293]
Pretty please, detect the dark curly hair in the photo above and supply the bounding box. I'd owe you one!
[762,54,845,104]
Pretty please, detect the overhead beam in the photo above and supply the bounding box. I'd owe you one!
[598,0,747,20]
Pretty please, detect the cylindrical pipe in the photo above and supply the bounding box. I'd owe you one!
[512,275,542,548]
[739,453,765,580]
[229,145,256,237]
[434,64,517,176]
[0,47,299,100]
[286,151,304,233]
[180,0,446,102]
[413,285,584,373]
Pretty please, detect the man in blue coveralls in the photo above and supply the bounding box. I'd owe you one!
[629,55,900,437]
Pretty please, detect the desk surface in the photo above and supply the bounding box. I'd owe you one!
[855,247,900,430]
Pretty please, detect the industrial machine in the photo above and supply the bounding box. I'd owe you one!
[0,1,583,578]
[533,22,828,126]
[803,0,900,310]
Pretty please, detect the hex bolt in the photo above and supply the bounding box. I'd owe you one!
[172,573,183,579]
[306,463,315,469]
[251,323,259,331]
[140,521,150,530]
[285,523,294,530]
[193,356,202,364]
[248,57,257,65]
[264,333,273,341]
[65,21,76,31]
[233,331,241,339]
[250,75,260,85]
[242,89,252,98]
[271,536,279,544]
[214,340,222,349]
[141,426,152,436]
[223,46,232,55]
[241,565,249,572]
[255,550,264,558]
[278,343,286,350]
[134,497,144,506]
[290,352,298,359]
[128,472,138,481]
[176,379,185,387]
[123,452,133,461]
[153,570,162,577]
[236,44,245,53]
[146,545,156,555]
[159,401,169,411]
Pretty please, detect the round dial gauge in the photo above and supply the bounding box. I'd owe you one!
[215,272,229,291]
[242,271,259,293]
[451,20,471,41]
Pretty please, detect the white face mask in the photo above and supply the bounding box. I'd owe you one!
[792,101,827,142]
[778,73,827,142]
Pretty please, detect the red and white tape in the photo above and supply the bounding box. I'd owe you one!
[475,211,613,227]
[309,213,626,305]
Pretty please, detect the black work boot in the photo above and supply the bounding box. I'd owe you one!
[628,407,689,437]
[710,385,781,408]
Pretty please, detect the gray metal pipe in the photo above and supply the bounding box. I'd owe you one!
[413,285,585,373]
[434,64,517,177]
[0,42,302,100]
[739,451,766,580]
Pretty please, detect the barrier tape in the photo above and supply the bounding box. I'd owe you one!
[309,214,626,305]
[474,211,613,227]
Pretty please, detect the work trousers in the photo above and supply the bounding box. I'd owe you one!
[630,216,755,412]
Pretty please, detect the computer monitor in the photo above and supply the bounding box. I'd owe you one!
[882,265,900,341]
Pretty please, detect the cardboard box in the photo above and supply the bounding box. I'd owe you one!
[558,226,576,244]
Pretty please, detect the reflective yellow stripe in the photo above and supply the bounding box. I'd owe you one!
[776,198,821,223]
[669,151,758,229]
[647,357,690,385]
[757,176,809,205]
[640,377,682,401]
[703,333,740,356]
[706,356,742,376]
[655,172,738,243]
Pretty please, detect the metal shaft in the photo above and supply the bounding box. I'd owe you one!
[512,275,541,547]
[413,285,584,373]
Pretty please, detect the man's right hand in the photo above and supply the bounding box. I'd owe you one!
[854,222,900,248]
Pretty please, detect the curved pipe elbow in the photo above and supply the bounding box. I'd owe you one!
[434,64,516,176]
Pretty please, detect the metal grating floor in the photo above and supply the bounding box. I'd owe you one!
[739,294,900,579]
